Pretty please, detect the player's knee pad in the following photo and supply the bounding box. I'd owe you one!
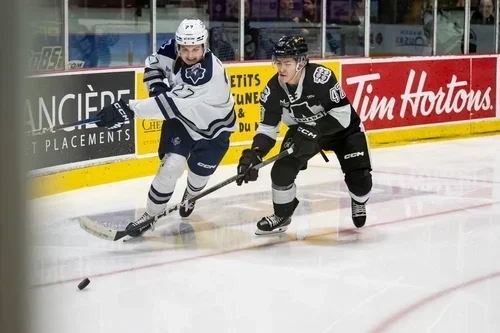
[152,153,186,192]
[186,169,210,194]
[270,158,301,187]
[147,153,186,215]
[345,169,372,203]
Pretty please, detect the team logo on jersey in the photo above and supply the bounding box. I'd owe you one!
[184,63,206,84]
[261,85,270,103]
[290,101,326,123]
[313,67,332,84]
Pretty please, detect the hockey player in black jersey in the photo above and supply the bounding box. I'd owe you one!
[236,36,373,235]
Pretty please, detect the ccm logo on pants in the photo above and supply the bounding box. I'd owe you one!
[197,162,217,169]
[344,152,364,159]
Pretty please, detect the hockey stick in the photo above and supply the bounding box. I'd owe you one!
[26,116,101,136]
[79,147,294,241]
[319,150,329,163]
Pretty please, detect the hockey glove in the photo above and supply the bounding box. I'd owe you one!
[148,82,171,97]
[291,125,321,157]
[236,149,263,186]
[96,99,134,131]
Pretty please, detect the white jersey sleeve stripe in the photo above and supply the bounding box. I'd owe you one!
[144,69,164,81]
[154,95,176,120]
[146,78,164,86]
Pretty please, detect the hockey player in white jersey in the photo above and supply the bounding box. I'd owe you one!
[95,19,236,237]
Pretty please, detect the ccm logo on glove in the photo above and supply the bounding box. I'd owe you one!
[114,102,130,123]
[297,126,318,139]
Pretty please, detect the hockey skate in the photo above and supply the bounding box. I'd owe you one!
[125,212,156,238]
[255,214,292,235]
[179,188,195,218]
[351,199,367,228]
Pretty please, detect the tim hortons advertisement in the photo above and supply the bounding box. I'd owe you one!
[25,71,136,171]
[341,57,497,130]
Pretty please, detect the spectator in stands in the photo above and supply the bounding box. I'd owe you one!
[209,28,235,61]
[471,0,495,24]
[403,0,425,24]
[211,0,259,60]
[456,0,480,9]
[288,0,343,56]
[422,1,467,54]
[279,0,296,21]
[292,0,319,35]
[293,0,319,24]
[340,0,365,25]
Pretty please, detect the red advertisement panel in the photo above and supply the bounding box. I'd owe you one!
[342,58,496,130]
[470,58,497,121]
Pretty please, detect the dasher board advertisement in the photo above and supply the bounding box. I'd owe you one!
[341,57,497,130]
[25,71,136,171]
[135,61,342,156]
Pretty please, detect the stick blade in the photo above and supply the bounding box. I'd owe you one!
[79,216,119,241]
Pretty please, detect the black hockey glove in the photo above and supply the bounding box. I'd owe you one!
[148,82,171,97]
[236,149,263,186]
[291,125,321,157]
[96,99,134,131]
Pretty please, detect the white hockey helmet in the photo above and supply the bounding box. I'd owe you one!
[175,19,208,50]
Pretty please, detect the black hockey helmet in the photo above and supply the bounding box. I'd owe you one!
[272,36,308,59]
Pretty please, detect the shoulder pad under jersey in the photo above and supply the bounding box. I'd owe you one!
[157,39,177,60]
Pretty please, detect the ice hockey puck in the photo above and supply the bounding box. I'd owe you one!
[78,278,90,290]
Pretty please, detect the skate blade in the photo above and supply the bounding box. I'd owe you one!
[255,225,288,236]
[122,228,150,243]
[123,236,145,243]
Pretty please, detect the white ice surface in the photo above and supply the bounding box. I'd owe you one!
[28,135,500,333]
